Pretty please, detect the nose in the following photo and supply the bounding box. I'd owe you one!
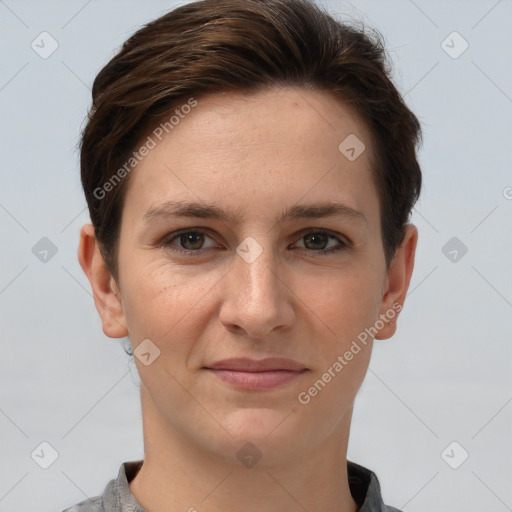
[218,244,295,340]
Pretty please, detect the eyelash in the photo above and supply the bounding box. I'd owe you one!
[160,228,350,257]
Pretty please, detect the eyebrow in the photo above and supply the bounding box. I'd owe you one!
[142,200,367,225]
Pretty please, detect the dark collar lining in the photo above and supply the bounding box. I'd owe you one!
[347,460,374,507]
[124,460,143,483]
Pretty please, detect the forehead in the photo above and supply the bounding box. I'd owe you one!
[123,86,379,225]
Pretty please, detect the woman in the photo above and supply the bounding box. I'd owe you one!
[65,0,421,510]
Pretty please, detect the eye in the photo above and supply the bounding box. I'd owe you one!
[293,230,349,255]
[162,229,220,254]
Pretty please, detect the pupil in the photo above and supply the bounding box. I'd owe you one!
[182,232,204,250]
[305,232,327,250]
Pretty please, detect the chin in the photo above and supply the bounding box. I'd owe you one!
[207,407,307,467]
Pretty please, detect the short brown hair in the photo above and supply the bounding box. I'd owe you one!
[80,0,422,279]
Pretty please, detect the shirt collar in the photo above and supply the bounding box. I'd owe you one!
[102,459,392,512]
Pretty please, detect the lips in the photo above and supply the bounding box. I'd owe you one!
[204,358,308,390]
[206,357,307,372]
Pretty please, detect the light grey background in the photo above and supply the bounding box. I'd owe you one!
[1,1,511,511]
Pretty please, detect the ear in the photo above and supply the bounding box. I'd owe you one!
[375,224,418,340]
[77,223,128,338]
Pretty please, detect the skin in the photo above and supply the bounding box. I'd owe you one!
[79,86,417,512]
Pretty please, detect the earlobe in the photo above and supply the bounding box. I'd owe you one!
[78,223,128,339]
[375,224,418,340]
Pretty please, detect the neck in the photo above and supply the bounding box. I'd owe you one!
[129,388,359,512]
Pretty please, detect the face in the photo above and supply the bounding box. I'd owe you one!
[93,86,413,466]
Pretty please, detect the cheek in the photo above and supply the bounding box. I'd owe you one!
[120,258,220,346]
[306,270,383,346]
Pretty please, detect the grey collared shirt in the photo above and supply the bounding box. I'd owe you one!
[62,459,403,512]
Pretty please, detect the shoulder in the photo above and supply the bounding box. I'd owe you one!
[61,495,104,512]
